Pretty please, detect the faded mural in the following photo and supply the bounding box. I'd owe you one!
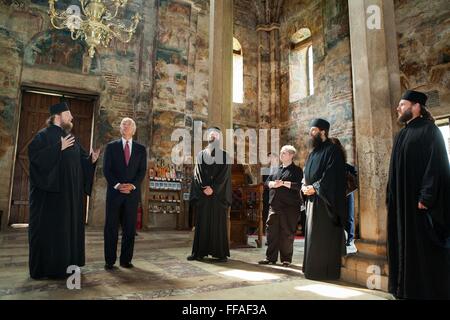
[279,0,354,167]
[395,0,450,118]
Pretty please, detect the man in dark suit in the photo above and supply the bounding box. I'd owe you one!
[103,117,147,270]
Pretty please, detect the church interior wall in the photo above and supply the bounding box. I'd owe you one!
[278,0,355,168]
[394,0,450,119]
[0,0,447,229]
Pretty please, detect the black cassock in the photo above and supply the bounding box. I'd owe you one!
[387,117,450,299]
[303,140,347,280]
[28,125,95,279]
[189,148,232,259]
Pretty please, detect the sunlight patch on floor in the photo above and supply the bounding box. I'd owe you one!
[220,269,280,281]
[294,284,363,299]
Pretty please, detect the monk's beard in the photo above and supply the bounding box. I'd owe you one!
[207,139,220,151]
[308,134,323,150]
[61,121,73,134]
[398,108,413,124]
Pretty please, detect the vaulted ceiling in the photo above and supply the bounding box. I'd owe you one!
[253,0,285,25]
[233,0,285,25]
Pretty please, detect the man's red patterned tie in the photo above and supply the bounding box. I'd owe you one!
[124,141,130,166]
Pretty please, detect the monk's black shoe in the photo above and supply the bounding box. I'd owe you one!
[187,255,204,261]
[258,259,276,265]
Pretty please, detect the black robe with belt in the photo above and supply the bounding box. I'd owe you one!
[28,125,96,279]
[302,139,347,280]
[387,116,450,299]
[189,147,232,259]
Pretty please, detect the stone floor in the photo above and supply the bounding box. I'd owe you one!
[0,228,393,300]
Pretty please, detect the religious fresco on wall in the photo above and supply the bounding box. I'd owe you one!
[395,0,449,111]
[100,51,138,77]
[323,0,349,50]
[153,0,191,112]
[0,97,15,157]
[233,102,258,125]
[1,0,24,8]
[191,20,209,117]
[279,0,355,166]
[158,0,191,51]
[95,108,115,146]
[0,29,23,97]
[151,110,187,163]
[24,30,99,74]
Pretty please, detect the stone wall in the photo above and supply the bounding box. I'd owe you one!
[150,0,259,160]
[278,0,355,167]
[151,0,207,168]
[231,0,260,182]
[395,0,450,118]
[233,0,259,128]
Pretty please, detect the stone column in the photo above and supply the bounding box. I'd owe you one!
[208,0,233,242]
[208,0,233,132]
[269,24,281,123]
[257,23,281,126]
[342,0,401,291]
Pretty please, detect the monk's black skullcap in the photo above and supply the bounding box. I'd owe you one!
[401,90,428,106]
[310,118,330,131]
[49,102,69,115]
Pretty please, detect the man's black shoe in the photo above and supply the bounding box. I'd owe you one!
[104,264,116,270]
[187,255,204,261]
[120,262,134,268]
[258,259,276,265]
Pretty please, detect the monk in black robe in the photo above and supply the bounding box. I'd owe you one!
[302,118,347,280]
[187,127,232,262]
[387,90,450,299]
[28,102,99,279]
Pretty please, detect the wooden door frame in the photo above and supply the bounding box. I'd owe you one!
[7,84,99,227]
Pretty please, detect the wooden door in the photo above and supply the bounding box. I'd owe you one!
[9,91,95,225]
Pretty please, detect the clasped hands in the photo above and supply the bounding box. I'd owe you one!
[418,202,428,210]
[203,186,214,196]
[301,185,316,196]
[117,183,134,194]
[269,180,291,189]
